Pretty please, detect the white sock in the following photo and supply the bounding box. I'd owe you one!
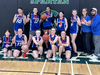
[4,53,7,57]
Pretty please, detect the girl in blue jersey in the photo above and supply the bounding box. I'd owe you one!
[32,30,43,59]
[43,6,53,49]
[26,8,40,49]
[43,6,53,34]
[70,9,81,56]
[0,30,12,57]
[46,28,58,61]
[13,7,26,35]
[80,8,92,55]
[12,28,28,58]
[56,31,71,60]
[54,11,68,35]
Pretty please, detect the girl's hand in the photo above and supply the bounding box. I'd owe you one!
[6,45,9,48]
[0,40,2,43]
[27,13,30,18]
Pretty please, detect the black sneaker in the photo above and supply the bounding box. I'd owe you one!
[40,55,44,59]
[81,52,87,55]
[73,53,78,57]
[85,53,91,56]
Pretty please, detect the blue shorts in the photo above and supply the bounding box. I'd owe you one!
[15,46,22,51]
[65,46,72,51]
[48,42,58,50]
[3,47,12,51]
[70,26,79,34]
[43,26,52,30]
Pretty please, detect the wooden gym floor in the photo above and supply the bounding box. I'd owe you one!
[0,48,100,75]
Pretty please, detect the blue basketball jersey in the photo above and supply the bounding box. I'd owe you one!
[43,12,52,27]
[61,36,71,50]
[14,14,24,31]
[2,36,12,48]
[15,34,25,49]
[30,14,40,30]
[32,36,42,48]
[49,34,58,50]
[57,17,65,31]
[70,16,79,34]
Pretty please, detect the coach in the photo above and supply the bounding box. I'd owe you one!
[90,8,100,59]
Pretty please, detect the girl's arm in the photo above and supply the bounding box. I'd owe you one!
[65,18,68,31]
[84,20,91,26]
[23,35,27,45]
[76,17,81,26]
[12,36,15,44]
[32,37,39,45]
[52,36,58,44]
[13,14,19,23]
[54,19,57,26]
[26,13,30,23]
[62,36,69,47]
[23,15,26,25]
[38,38,43,46]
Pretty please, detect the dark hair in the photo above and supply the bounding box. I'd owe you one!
[5,29,11,33]
[82,8,88,17]
[59,11,64,14]
[51,27,56,31]
[18,28,23,31]
[46,6,51,10]
[61,30,66,34]
[46,6,51,12]
[33,8,40,18]
[18,7,23,10]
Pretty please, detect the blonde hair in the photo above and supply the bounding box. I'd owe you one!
[36,30,41,34]
[72,9,77,13]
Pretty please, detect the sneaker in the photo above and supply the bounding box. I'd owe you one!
[26,49,29,53]
[21,50,24,53]
[81,52,87,55]
[98,54,100,56]
[90,54,98,59]
[52,56,56,61]
[56,57,61,60]
[19,51,22,57]
[73,53,78,57]
[4,53,7,57]
[40,55,44,59]
[23,53,26,58]
[85,53,91,56]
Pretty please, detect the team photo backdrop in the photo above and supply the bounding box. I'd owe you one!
[0,0,100,48]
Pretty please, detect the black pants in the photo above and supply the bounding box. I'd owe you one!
[82,32,92,54]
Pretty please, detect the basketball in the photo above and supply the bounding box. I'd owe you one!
[40,14,47,20]
[42,34,49,41]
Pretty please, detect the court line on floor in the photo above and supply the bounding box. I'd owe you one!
[0,70,39,73]
[71,60,74,75]
[0,70,58,75]
[86,61,92,75]
[58,59,61,75]
[40,59,47,75]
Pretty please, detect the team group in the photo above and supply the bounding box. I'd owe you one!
[0,6,100,60]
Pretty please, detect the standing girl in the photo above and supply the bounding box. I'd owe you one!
[80,8,92,56]
[26,8,40,49]
[13,7,26,35]
[54,11,68,35]
[70,9,81,56]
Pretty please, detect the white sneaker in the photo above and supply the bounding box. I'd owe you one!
[98,54,100,56]
[4,53,7,57]
[90,54,98,59]
[21,50,24,53]
[52,56,56,61]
